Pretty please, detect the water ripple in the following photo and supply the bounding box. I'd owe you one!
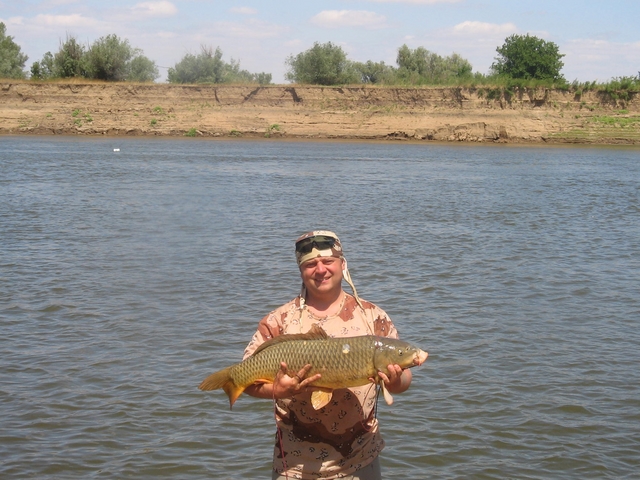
[1,138,639,479]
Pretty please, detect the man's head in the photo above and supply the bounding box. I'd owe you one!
[294,230,363,309]
[294,230,343,266]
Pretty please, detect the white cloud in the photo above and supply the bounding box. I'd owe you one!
[311,10,387,29]
[452,21,517,36]
[416,21,519,53]
[0,16,25,28]
[562,38,640,81]
[131,1,177,18]
[230,7,258,15]
[33,13,101,28]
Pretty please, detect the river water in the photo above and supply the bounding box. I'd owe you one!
[1,137,639,479]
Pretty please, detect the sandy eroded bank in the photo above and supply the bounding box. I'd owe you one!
[2,82,639,144]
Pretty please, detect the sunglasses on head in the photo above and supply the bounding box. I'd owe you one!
[295,235,337,255]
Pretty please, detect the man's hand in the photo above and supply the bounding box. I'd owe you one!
[374,364,412,394]
[272,362,322,399]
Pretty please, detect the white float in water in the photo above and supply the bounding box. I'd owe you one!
[113,148,120,152]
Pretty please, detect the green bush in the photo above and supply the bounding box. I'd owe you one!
[396,45,473,84]
[32,35,87,79]
[53,35,87,78]
[352,60,396,85]
[168,45,270,84]
[0,22,28,79]
[169,46,225,84]
[601,76,639,93]
[30,52,54,79]
[129,55,159,82]
[31,33,158,82]
[285,42,359,85]
[284,42,475,86]
[252,72,273,85]
[85,34,135,81]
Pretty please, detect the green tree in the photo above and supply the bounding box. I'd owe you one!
[396,45,429,77]
[52,35,87,78]
[445,53,473,79]
[352,60,396,84]
[285,42,359,85]
[396,44,472,84]
[85,34,136,81]
[168,46,225,83]
[0,22,28,79]
[226,64,272,85]
[31,52,54,80]
[43,34,157,81]
[168,46,270,84]
[220,57,271,84]
[491,34,565,81]
[252,72,272,85]
[128,55,160,82]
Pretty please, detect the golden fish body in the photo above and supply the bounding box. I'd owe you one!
[199,324,428,409]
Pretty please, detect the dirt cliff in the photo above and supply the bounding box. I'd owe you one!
[2,81,639,144]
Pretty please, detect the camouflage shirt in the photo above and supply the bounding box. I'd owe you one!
[243,293,398,479]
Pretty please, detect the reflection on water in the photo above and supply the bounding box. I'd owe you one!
[1,137,639,479]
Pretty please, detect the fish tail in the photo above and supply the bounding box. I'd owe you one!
[199,366,233,391]
[198,366,245,409]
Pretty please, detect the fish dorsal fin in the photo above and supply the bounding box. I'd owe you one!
[252,323,329,356]
[311,389,334,410]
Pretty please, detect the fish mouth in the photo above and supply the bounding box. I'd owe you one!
[413,349,428,366]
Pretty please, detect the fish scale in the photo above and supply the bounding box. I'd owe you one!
[234,336,379,388]
[199,324,428,409]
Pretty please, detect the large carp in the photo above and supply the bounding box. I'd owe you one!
[199,324,428,409]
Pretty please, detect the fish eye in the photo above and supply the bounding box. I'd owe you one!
[397,349,403,355]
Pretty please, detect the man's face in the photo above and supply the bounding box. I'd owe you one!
[300,256,344,298]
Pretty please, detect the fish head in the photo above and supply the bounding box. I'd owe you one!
[373,337,428,372]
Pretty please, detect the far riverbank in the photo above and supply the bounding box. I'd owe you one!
[2,82,639,144]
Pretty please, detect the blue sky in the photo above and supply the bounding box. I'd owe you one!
[2,0,639,83]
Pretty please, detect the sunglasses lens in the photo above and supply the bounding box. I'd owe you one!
[296,236,336,255]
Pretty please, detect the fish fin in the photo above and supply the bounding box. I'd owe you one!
[199,366,246,410]
[252,324,329,356]
[199,366,233,391]
[223,382,246,410]
[307,323,328,337]
[311,389,333,410]
[380,380,394,406]
[253,378,272,384]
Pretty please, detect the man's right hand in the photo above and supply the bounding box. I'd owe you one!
[273,362,322,398]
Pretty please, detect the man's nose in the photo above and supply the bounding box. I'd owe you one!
[315,261,327,273]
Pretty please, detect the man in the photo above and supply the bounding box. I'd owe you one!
[243,230,414,480]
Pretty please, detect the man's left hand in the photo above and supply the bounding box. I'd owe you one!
[373,364,412,394]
